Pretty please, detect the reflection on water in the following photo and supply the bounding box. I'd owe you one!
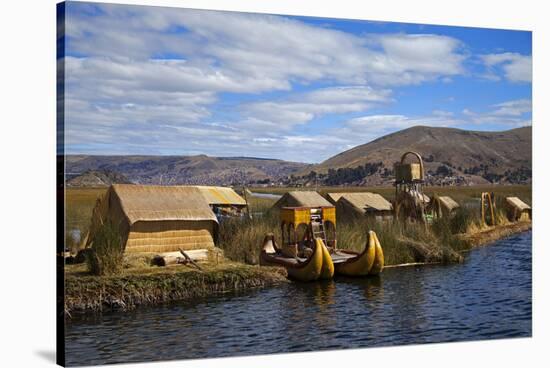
[66,231,532,366]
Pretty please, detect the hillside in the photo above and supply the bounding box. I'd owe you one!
[66,170,132,187]
[299,126,531,186]
[65,155,308,186]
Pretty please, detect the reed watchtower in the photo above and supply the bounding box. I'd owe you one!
[393,151,428,223]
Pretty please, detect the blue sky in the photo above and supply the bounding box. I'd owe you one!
[62,2,532,163]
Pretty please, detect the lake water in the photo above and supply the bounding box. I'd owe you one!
[249,191,282,199]
[65,231,532,366]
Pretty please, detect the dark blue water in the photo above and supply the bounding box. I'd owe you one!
[65,231,532,366]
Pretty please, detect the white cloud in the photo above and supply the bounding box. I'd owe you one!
[481,53,532,82]
[65,4,468,90]
[240,86,392,129]
[341,113,460,138]
[61,3,530,162]
[460,99,532,127]
[492,99,532,116]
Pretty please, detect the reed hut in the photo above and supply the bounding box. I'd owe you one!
[334,192,393,222]
[194,186,248,217]
[505,197,531,221]
[84,184,218,253]
[271,191,334,211]
[428,195,460,218]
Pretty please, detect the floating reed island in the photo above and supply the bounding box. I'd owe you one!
[63,152,531,314]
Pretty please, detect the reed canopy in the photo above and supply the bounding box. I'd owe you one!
[271,191,334,211]
[194,186,248,217]
[428,195,460,218]
[505,197,532,222]
[194,186,247,207]
[333,192,393,222]
[84,184,219,253]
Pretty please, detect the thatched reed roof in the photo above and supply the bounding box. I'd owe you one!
[435,196,460,212]
[112,184,218,225]
[193,186,247,206]
[272,191,334,209]
[335,192,393,212]
[326,192,344,204]
[506,197,531,211]
[407,189,431,204]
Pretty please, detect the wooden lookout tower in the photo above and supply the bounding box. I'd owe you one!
[394,151,428,223]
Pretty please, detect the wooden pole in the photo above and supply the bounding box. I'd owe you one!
[488,193,495,226]
[179,248,203,271]
[481,192,487,224]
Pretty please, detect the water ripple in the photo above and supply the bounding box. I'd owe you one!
[66,231,532,366]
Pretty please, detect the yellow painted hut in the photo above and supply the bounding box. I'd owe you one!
[505,197,531,221]
[84,184,219,253]
[333,192,393,222]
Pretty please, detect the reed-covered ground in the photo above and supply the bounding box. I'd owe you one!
[63,185,531,314]
[218,204,531,267]
[64,260,287,315]
[65,185,531,266]
[250,184,532,204]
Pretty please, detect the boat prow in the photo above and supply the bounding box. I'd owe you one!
[319,238,334,279]
[333,231,384,276]
[260,233,323,282]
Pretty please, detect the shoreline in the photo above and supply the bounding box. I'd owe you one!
[457,221,532,248]
[65,263,289,316]
[385,221,531,268]
[65,222,531,316]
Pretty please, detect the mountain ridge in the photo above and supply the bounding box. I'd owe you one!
[300,125,531,185]
[65,125,531,187]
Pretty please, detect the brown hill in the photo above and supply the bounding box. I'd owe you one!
[303,126,531,185]
[65,155,307,186]
[66,170,132,187]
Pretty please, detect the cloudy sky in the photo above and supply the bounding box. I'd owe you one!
[61,2,532,162]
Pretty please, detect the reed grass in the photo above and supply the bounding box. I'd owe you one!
[64,261,287,314]
[210,187,531,267]
[86,221,125,276]
[65,185,531,268]
[218,212,280,264]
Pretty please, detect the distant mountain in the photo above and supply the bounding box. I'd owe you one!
[65,155,308,186]
[66,170,132,187]
[65,126,531,187]
[299,126,532,186]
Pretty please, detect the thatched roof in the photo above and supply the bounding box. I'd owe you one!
[408,189,431,204]
[436,196,460,212]
[272,191,333,209]
[111,184,218,225]
[326,192,344,204]
[194,186,247,206]
[506,197,531,211]
[335,192,393,212]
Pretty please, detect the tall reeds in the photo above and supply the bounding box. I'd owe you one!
[86,221,124,276]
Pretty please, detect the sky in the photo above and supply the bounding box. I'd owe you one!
[61,2,532,163]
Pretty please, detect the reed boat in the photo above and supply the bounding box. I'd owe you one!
[332,230,384,276]
[260,233,324,282]
[259,204,383,280]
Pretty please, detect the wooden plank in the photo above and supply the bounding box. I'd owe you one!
[155,249,209,261]
[151,249,209,267]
